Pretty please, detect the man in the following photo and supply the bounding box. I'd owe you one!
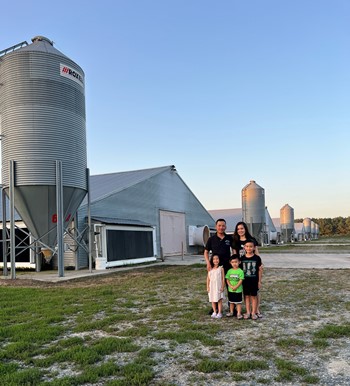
[204,218,233,315]
[204,218,233,274]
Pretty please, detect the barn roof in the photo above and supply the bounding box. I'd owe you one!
[91,216,151,227]
[208,208,243,233]
[84,165,175,206]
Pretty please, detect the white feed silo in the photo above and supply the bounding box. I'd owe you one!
[242,180,266,244]
[280,204,295,243]
[0,36,88,265]
[303,217,311,240]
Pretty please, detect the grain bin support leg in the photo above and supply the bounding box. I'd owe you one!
[2,188,8,277]
[56,161,64,277]
[87,168,92,273]
[9,160,16,279]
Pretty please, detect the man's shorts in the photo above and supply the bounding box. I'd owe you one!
[228,291,243,304]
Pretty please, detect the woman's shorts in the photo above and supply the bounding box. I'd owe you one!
[243,279,259,296]
[228,292,243,304]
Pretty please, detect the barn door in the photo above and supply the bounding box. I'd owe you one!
[159,210,186,256]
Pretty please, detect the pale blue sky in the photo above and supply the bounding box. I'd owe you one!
[2,0,350,219]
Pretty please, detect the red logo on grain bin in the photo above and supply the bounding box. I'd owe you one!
[60,63,84,86]
[52,213,72,223]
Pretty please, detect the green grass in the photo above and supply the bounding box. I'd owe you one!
[260,235,350,253]
[0,265,348,384]
[313,324,350,339]
[193,357,269,373]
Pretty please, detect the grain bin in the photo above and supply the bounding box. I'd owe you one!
[315,223,319,239]
[280,204,295,242]
[303,218,311,240]
[242,180,266,243]
[311,221,316,239]
[0,36,87,252]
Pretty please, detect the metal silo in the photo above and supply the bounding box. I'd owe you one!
[280,204,294,243]
[0,36,87,260]
[242,180,266,244]
[315,223,319,239]
[303,218,311,240]
[311,221,316,239]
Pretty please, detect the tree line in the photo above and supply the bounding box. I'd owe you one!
[295,217,350,236]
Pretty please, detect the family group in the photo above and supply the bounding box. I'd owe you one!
[204,219,263,320]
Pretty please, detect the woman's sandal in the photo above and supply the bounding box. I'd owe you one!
[251,314,258,320]
[256,312,263,318]
[243,313,251,319]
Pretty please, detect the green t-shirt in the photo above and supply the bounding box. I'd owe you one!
[225,268,244,293]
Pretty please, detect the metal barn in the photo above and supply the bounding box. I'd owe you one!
[76,165,215,269]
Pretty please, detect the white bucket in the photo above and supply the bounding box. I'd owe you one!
[95,257,107,270]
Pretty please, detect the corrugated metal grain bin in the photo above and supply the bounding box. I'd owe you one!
[0,36,87,249]
[280,204,295,242]
[242,180,266,242]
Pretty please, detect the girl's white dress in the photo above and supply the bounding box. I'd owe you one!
[208,266,224,302]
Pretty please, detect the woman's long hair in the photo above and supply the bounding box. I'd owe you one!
[233,221,255,243]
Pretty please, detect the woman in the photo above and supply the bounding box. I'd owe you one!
[232,221,259,258]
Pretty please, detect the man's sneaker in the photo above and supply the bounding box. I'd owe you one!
[211,312,217,318]
[215,313,223,319]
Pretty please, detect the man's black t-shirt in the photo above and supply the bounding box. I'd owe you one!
[205,233,233,271]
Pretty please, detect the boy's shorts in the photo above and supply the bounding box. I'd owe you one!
[243,279,259,296]
[228,292,243,304]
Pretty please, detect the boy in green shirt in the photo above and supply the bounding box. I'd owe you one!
[225,255,244,319]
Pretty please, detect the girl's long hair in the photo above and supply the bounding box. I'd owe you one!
[209,254,219,268]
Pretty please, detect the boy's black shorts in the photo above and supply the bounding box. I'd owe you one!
[243,279,259,296]
[228,292,243,304]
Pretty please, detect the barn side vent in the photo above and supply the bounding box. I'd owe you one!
[188,225,210,246]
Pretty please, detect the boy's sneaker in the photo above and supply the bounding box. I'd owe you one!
[211,312,217,318]
[215,313,223,319]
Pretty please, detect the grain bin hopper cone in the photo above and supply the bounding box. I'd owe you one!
[0,36,88,251]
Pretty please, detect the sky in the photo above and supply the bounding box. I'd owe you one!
[2,0,350,219]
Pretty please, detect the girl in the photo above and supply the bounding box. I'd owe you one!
[207,254,225,319]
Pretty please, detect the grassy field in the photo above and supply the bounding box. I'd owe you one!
[260,235,350,253]
[0,262,349,385]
